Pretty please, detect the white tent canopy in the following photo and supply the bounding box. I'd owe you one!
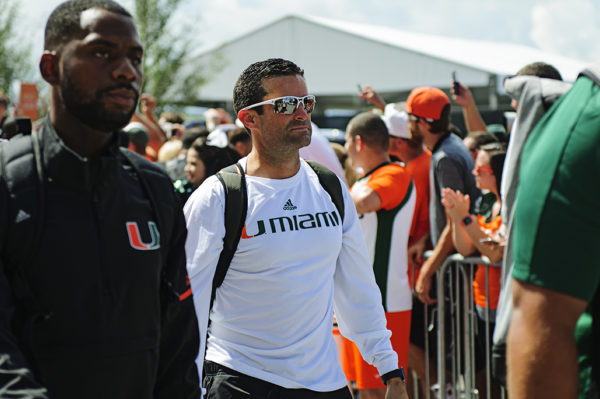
[196,15,586,109]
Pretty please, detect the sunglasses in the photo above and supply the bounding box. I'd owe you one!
[475,165,494,175]
[242,95,316,115]
[407,113,435,123]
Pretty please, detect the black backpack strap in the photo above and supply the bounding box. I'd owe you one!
[0,134,51,377]
[0,134,47,317]
[119,148,178,301]
[306,160,345,223]
[120,148,165,240]
[212,163,247,309]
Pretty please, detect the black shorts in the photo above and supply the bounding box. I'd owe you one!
[203,361,353,399]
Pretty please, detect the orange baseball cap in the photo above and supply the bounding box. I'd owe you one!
[406,87,450,120]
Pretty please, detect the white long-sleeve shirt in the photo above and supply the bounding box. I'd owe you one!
[184,158,398,392]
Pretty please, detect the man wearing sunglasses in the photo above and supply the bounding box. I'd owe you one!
[185,58,408,398]
[410,87,480,306]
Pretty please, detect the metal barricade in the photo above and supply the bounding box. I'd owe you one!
[410,253,504,399]
[436,254,502,399]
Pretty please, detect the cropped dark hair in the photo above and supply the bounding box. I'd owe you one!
[160,111,185,124]
[44,0,132,50]
[181,126,209,150]
[428,104,451,134]
[480,142,507,196]
[190,139,240,178]
[233,58,304,115]
[466,131,498,149]
[347,112,390,151]
[516,62,563,81]
[228,126,251,145]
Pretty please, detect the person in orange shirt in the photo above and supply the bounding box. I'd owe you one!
[344,112,415,399]
[358,88,432,275]
[359,88,436,396]
[442,142,506,317]
[442,142,506,399]
[382,106,434,397]
[382,107,431,278]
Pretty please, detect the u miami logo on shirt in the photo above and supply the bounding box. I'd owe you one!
[241,210,340,239]
[126,221,161,250]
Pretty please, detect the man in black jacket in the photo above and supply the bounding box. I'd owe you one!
[0,1,200,398]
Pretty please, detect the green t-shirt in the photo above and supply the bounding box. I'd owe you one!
[512,76,600,398]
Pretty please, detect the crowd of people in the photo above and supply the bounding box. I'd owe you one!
[0,1,598,399]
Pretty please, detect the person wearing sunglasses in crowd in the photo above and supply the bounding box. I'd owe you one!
[411,87,481,306]
[184,58,409,398]
[442,143,506,399]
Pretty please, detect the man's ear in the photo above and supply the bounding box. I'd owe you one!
[355,134,364,151]
[39,51,59,85]
[237,109,258,132]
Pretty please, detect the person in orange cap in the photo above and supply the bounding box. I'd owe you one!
[409,87,481,305]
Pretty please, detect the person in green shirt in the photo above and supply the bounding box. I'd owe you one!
[508,70,600,399]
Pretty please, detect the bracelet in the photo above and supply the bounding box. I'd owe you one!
[460,215,473,227]
[381,367,406,385]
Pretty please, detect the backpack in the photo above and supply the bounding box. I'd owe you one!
[209,160,345,309]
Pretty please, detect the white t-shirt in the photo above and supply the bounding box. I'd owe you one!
[184,158,398,392]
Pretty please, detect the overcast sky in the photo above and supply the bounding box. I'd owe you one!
[13,0,600,86]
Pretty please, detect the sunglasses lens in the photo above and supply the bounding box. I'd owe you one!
[272,96,315,114]
[303,97,315,113]
[273,97,299,114]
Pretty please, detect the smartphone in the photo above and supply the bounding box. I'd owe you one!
[452,71,460,95]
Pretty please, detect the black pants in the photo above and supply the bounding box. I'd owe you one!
[203,361,353,399]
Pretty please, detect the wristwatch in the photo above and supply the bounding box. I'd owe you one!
[460,215,473,227]
[381,367,406,385]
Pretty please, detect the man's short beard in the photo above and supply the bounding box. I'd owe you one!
[409,124,422,141]
[285,119,312,148]
[60,75,138,132]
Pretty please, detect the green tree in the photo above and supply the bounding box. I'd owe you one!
[0,0,32,94]
[134,0,219,110]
